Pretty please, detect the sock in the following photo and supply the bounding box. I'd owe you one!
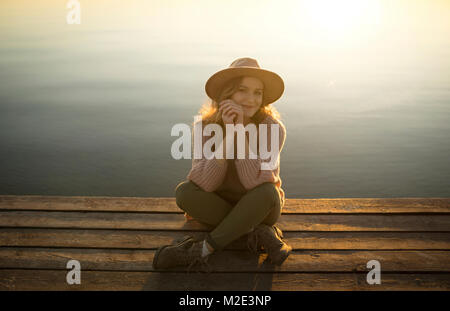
[201,240,213,257]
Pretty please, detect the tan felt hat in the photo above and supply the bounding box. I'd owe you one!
[205,57,284,105]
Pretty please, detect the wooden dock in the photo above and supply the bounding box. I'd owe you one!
[0,195,449,290]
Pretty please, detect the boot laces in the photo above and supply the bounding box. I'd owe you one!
[184,241,213,273]
[247,225,287,254]
[273,225,284,240]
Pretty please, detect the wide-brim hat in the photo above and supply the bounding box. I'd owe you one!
[205,57,284,105]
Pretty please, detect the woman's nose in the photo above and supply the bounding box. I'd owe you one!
[244,93,257,104]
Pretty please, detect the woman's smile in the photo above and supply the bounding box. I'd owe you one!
[241,104,254,108]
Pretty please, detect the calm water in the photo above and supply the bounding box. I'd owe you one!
[1,0,449,198]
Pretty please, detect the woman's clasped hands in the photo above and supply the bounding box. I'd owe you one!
[218,99,244,125]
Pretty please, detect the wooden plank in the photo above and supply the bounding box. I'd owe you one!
[284,198,450,214]
[1,211,449,231]
[1,248,449,272]
[283,232,450,250]
[1,270,449,290]
[0,196,179,213]
[1,228,450,250]
[1,195,449,213]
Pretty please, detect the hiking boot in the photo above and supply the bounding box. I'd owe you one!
[153,236,210,271]
[247,224,292,265]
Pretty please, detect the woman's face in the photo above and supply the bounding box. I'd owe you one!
[230,76,264,118]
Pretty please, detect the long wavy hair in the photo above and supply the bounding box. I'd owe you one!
[195,76,281,127]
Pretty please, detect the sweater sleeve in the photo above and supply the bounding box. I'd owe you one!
[186,122,228,192]
[234,117,286,190]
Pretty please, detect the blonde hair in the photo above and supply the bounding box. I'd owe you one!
[196,76,281,126]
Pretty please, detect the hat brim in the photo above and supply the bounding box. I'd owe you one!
[205,67,284,105]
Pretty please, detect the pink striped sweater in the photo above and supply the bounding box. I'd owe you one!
[187,114,286,207]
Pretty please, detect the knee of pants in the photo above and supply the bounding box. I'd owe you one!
[249,182,281,210]
[175,180,196,210]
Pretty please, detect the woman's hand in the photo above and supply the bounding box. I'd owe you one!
[218,99,244,125]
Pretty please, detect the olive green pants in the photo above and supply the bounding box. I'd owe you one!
[175,180,282,251]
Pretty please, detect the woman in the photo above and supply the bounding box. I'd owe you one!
[153,57,291,270]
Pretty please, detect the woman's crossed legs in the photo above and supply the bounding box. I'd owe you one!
[175,180,282,251]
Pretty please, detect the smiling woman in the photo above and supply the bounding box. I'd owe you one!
[153,57,291,271]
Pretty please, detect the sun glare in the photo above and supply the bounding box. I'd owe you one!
[300,0,382,38]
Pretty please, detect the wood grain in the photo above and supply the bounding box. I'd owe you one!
[1,211,449,231]
[1,270,449,290]
[1,195,449,291]
[1,228,450,250]
[1,195,449,213]
[0,248,449,272]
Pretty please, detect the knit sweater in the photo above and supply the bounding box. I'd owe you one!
[187,113,286,207]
